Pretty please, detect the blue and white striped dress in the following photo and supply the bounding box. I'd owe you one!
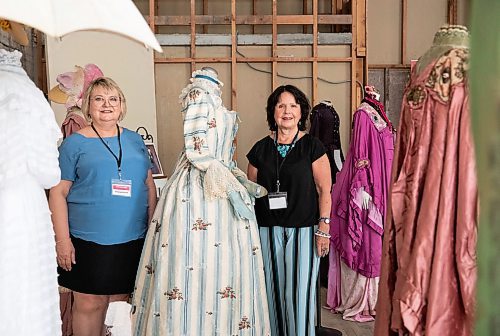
[131,77,271,336]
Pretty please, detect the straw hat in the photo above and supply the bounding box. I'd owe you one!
[0,19,28,46]
[48,64,103,108]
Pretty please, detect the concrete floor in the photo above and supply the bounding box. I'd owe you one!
[318,287,374,336]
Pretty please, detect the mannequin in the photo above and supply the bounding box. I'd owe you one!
[357,86,392,211]
[309,100,345,182]
[375,25,476,336]
[416,25,469,75]
[0,49,62,335]
[326,85,395,322]
[309,100,344,288]
[131,67,271,335]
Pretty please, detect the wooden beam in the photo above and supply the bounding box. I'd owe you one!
[337,0,344,13]
[401,0,407,64]
[331,0,336,32]
[154,57,352,64]
[356,0,366,57]
[231,0,237,110]
[203,0,208,33]
[312,0,318,105]
[447,0,458,24]
[335,0,344,32]
[152,14,352,26]
[148,0,155,32]
[272,0,277,89]
[303,0,309,34]
[369,63,411,69]
[252,0,257,34]
[358,0,368,84]
[351,0,358,121]
[190,0,196,72]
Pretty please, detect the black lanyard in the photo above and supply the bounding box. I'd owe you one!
[274,130,299,192]
[91,123,123,179]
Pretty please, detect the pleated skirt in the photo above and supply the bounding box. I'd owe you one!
[259,226,320,336]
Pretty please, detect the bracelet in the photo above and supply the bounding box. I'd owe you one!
[314,229,331,239]
[318,217,331,224]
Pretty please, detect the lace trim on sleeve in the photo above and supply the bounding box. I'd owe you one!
[204,160,246,200]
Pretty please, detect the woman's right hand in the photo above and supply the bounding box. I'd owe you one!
[56,238,76,271]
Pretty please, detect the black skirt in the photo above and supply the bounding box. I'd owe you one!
[58,235,144,295]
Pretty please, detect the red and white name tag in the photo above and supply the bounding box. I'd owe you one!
[111,179,132,197]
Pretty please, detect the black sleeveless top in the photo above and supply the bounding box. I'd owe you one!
[247,133,326,228]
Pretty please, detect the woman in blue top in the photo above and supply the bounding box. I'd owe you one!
[49,77,157,336]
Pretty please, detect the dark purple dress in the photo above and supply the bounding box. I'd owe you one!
[309,101,344,183]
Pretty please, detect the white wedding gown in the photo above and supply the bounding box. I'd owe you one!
[0,49,62,335]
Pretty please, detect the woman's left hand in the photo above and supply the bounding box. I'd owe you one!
[316,222,330,257]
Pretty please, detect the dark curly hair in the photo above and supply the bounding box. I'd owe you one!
[266,85,310,131]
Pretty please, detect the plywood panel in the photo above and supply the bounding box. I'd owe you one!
[407,0,447,63]
[367,0,468,65]
[154,64,190,176]
[317,62,351,154]
[235,62,272,170]
[367,0,401,64]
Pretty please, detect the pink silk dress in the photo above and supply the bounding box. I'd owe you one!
[327,99,395,321]
[375,47,477,335]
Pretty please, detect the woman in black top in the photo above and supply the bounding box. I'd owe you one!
[247,85,332,336]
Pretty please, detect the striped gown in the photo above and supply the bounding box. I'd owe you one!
[131,83,271,335]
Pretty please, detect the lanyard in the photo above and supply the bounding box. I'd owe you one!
[91,123,123,179]
[274,130,299,192]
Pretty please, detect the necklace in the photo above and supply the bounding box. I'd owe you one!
[276,143,291,158]
[274,130,299,158]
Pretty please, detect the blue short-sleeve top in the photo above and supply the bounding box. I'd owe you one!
[58,128,152,245]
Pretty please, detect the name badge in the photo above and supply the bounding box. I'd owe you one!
[268,192,287,210]
[111,179,132,197]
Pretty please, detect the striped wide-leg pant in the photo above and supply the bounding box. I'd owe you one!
[259,226,320,336]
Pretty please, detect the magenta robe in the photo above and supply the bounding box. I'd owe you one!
[329,101,394,278]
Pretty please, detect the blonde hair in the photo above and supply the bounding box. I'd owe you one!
[81,77,127,122]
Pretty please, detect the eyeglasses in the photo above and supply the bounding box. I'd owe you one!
[90,96,121,107]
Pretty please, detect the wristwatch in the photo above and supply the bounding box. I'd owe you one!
[318,217,330,224]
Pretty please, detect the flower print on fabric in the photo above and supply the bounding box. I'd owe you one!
[193,136,204,154]
[207,118,217,128]
[166,287,184,300]
[218,286,236,299]
[192,218,211,231]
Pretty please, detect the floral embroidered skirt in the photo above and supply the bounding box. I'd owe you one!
[131,158,271,335]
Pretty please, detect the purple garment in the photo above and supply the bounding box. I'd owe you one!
[310,101,344,183]
[329,102,394,278]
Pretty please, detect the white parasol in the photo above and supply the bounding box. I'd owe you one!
[0,0,162,52]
